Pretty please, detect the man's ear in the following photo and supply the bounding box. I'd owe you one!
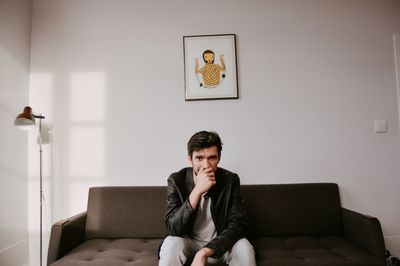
[187,155,193,165]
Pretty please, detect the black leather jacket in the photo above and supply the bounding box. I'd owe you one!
[165,167,249,258]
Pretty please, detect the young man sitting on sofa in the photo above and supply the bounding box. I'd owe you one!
[159,131,256,266]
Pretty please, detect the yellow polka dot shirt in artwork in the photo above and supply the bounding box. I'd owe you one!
[199,63,223,87]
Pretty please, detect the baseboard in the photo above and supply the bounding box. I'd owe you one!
[385,235,400,257]
[0,238,29,266]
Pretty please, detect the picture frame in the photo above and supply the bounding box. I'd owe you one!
[183,34,239,101]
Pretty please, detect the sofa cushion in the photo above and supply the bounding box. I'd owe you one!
[252,236,385,266]
[50,239,162,266]
[85,187,167,239]
[241,183,344,237]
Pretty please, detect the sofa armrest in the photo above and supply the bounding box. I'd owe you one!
[47,212,87,266]
[342,208,386,260]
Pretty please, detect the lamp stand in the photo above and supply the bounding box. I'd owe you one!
[14,106,46,266]
[35,115,45,266]
[39,117,43,266]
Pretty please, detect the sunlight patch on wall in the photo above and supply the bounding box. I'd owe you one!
[69,127,105,177]
[66,71,107,216]
[70,72,105,122]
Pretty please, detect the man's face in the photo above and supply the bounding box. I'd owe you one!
[188,146,220,175]
[204,53,214,64]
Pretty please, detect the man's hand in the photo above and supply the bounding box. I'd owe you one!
[189,167,216,209]
[191,247,214,266]
[220,54,226,71]
[194,167,216,195]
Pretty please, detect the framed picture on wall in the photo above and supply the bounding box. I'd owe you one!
[183,34,238,101]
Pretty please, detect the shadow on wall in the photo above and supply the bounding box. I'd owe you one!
[0,102,18,117]
[0,162,27,180]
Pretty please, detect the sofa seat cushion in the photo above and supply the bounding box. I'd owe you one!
[253,236,385,266]
[50,238,162,266]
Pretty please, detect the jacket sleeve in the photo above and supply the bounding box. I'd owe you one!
[165,174,196,236]
[205,174,249,258]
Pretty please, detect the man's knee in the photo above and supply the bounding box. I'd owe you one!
[159,236,189,266]
[160,236,186,254]
[230,238,255,265]
[233,238,254,252]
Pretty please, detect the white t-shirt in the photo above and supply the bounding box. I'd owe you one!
[190,195,217,243]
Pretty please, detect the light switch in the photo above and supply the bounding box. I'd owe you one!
[374,120,387,133]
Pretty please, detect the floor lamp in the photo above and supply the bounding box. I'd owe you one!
[14,106,45,266]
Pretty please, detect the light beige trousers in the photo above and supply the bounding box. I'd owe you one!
[159,236,256,266]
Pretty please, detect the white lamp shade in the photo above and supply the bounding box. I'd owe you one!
[14,117,35,130]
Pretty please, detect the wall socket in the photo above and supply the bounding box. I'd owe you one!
[374,120,387,133]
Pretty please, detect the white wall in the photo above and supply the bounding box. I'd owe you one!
[30,0,400,257]
[0,0,32,265]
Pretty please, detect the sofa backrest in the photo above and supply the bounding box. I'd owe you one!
[241,183,344,237]
[85,186,167,239]
[85,183,344,239]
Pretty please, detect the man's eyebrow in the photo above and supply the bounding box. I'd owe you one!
[195,154,218,159]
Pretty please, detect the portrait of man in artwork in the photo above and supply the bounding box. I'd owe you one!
[195,50,226,88]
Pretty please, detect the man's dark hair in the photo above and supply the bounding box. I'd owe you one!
[187,131,223,158]
[202,50,215,63]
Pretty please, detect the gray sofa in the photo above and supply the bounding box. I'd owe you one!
[47,183,387,266]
